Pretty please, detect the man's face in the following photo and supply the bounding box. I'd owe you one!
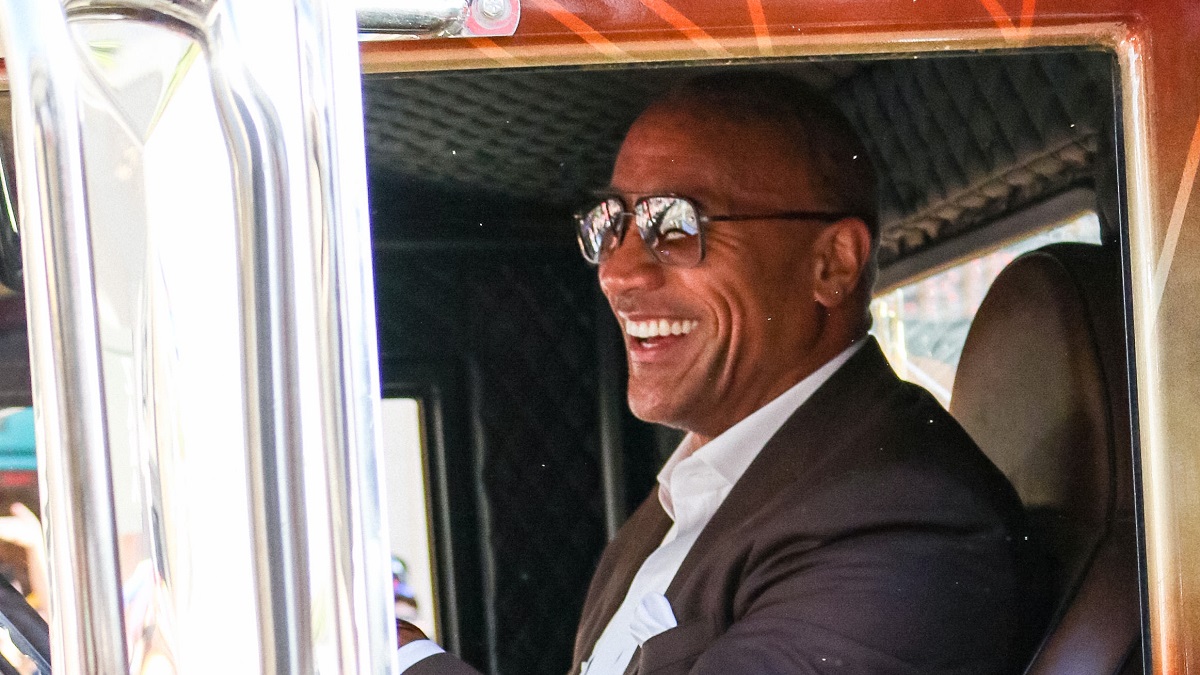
[599,106,833,441]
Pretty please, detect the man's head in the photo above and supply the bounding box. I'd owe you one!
[586,72,878,444]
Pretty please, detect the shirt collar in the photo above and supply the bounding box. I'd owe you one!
[656,339,865,520]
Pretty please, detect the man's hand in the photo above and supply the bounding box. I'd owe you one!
[0,503,43,550]
[397,619,429,647]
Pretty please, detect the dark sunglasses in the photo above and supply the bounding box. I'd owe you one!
[575,194,855,267]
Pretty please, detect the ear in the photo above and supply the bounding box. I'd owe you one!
[811,217,872,309]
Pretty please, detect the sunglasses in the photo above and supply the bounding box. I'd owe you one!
[575,194,855,268]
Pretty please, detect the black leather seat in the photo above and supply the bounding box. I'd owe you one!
[949,243,1142,674]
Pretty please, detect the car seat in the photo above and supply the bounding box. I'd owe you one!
[949,242,1142,674]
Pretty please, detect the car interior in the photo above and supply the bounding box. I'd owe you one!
[0,46,1143,674]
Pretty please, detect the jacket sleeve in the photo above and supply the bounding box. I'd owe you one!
[406,653,485,675]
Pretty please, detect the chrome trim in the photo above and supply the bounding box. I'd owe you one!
[59,0,521,40]
[1121,31,1173,673]
[357,0,519,39]
[61,0,211,29]
[206,1,317,670]
[0,0,130,672]
[5,0,396,671]
[358,0,467,37]
[208,0,397,671]
[295,0,397,670]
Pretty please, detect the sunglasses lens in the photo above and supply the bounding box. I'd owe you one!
[637,197,703,267]
[576,198,624,264]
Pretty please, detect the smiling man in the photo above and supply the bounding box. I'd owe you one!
[401,72,1034,675]
[595,76,876,447]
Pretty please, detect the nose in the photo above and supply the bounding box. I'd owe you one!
[598,227,664,300]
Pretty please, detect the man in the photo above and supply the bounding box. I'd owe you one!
[399,72,1032,674]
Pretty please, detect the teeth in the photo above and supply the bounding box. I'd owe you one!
[624,319,698,339]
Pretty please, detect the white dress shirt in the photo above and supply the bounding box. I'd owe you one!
[398,341,864,673]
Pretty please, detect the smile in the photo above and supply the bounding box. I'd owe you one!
[624,319,698,339]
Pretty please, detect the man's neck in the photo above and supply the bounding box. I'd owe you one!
[681,336,868,451]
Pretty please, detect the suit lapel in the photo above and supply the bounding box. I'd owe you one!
[665,339,898,602]
[572,491,672,670]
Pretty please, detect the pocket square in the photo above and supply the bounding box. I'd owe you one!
[630,593,678,646]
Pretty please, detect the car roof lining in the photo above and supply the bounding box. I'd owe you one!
[362,48,1117,267]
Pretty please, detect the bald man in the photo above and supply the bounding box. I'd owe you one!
[399,72,1034,675]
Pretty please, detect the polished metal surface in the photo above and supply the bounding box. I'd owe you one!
[67,11,266,674]
[0,0,130,672]
[209,0,398,671]
[294,0,399,671]
[1121,32,1177,674]
[61,0,212,27]
[206,1,319,671]
[357,0,519,38]
[2,0,395,672]
[358,0,467,37]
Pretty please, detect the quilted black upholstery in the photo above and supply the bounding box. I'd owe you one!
[363,50,1113,265]
[841,51,1112,261]
[374,233,617,674]
[363,61,861,210]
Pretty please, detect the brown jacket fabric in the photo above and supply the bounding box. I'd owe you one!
[413,340,1031,675]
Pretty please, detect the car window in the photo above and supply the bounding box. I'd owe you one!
[870,211,1102,406]
[380,397,439,641]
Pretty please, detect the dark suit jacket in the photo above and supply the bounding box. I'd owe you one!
[413,340,1033,675]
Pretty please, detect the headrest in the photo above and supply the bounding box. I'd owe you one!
[950,242,1132,586]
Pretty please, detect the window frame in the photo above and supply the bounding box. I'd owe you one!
[380,358,486,666]
[366,34,1158,668]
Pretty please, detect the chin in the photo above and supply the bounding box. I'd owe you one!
[627,395,678,427]
[628,387,699,430]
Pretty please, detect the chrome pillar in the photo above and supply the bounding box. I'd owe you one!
[0,0,129,672]
[294,0,397,671]
[206,4,320,672]
[0,0,395,672]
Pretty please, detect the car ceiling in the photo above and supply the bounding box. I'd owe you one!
[362,49,1114,266]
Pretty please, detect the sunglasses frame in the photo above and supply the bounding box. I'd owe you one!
[574,193,858,267]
